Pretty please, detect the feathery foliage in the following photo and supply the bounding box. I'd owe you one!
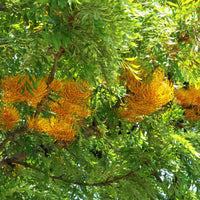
[0,0,200,199]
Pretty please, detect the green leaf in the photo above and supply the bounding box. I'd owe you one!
[167,2,179,8]
[182,0,193,6]
[25,81,35,96]
[29,75,38,90]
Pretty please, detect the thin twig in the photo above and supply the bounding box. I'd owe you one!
[48,96,58,103]
[48,47,56,56]
[14,161,71,184]
[41,109,56,115]
[103,138,119,152]
[64,145,79,160]
[150,170,163,183]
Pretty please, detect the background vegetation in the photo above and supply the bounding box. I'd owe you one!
[0,0,200,199]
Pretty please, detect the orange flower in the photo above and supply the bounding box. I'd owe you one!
[49,79,63,92]
[0,105,20,130]
[28,116,76,142]
[49,98,91,121]
[28,117,49,132]
[1,75,48,107]
[175,86,200,121]
[184,108,200,121]
[1,75,24,103]
[146,71,174,108]
[119,70,174,122]
[48,79,92,121]
[27,79,49,107]
[175,86,200,107]
[46,117,76,142]
[60,79,92,106]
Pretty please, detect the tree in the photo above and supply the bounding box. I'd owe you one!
[0,0,200,199]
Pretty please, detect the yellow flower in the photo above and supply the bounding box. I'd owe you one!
[0,105,20,130]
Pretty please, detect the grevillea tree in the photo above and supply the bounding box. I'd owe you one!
[0,0,200,199]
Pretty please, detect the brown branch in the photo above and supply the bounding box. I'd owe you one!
[48,47,56,57]
[34,46,65,118]
[54,168,141,187]
[48,96,60,104]
[0,152,27,168]
[14,161,41,172]
[88,168,141,186]
[12,159,141,187]
[47,46,65,86]
[0,126,28,152]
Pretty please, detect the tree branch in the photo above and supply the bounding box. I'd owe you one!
[0,152,27,168]
[10,160,141,187]
[13,161,72,184]
[47,46,65,86]
[0,126,28,152]
[34,46,65,118]
[88,167,141,186]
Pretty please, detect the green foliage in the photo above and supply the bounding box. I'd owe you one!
[0,0,200,199]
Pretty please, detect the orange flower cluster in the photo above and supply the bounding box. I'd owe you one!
[184,109,200,121]
[29,79,92,142]
[50,79,63,92]
[120,70,174,122]
[28,117,76,142]
[1,75,48,107]
[49,99,90,121]
[175,86,200,120]
[0,105,21,130]
[0,75,92,142]
[49,79,92,120]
